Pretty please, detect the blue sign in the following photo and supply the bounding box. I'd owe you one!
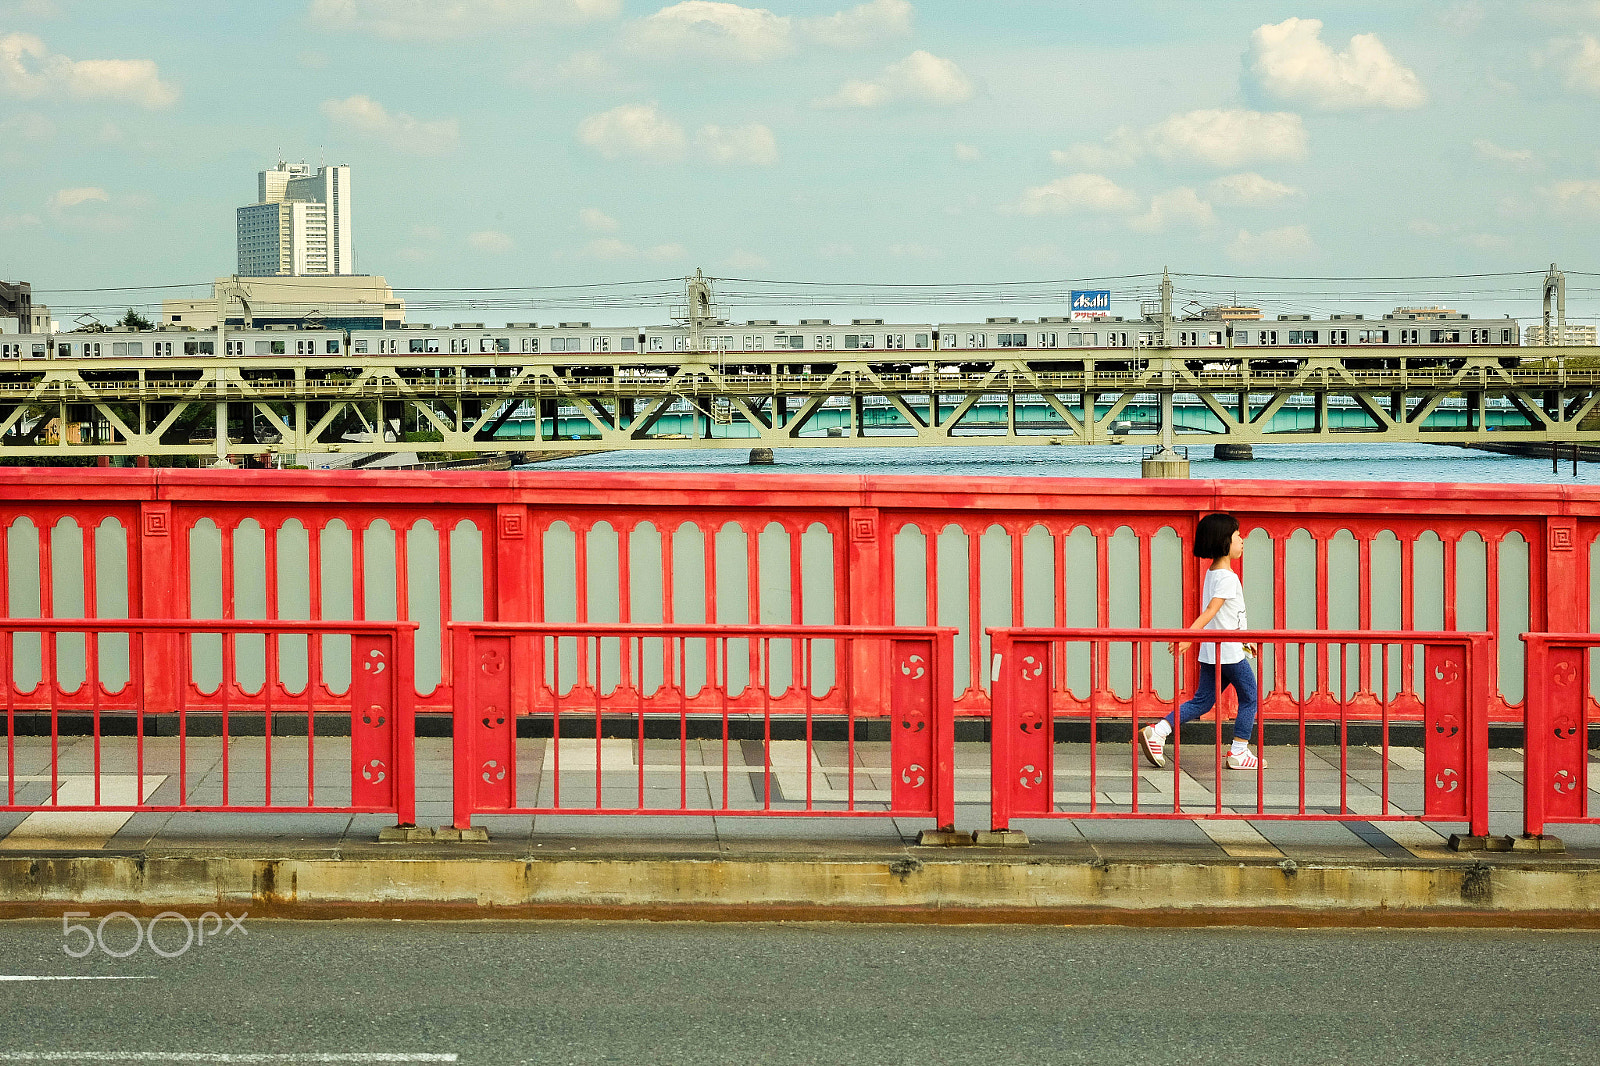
[1070,290,1112,318]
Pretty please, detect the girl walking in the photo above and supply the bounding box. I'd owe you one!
[1139,513,1259,770]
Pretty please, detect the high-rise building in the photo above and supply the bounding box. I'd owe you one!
[1524,323,1597,346]
[236,161,353,277]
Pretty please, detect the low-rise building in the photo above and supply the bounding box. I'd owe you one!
[160,275,403,331]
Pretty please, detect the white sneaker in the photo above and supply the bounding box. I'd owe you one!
[1138,725,1166,768]
[1226,748,1260,770]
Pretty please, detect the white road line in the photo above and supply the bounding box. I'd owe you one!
[0,976,155,981]
[0,1055,457,1063]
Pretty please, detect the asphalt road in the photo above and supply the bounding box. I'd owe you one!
[0,920,1596,1065]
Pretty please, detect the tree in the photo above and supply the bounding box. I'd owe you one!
[117,308,155,331]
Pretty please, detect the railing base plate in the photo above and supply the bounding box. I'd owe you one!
[1512,834,1567,853]
[972,830,1031,848]
[1449,833,1520,852]
[377,825,434,843]
[915,829,977,847]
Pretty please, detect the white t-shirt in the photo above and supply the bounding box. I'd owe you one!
[1198,567,1247,665]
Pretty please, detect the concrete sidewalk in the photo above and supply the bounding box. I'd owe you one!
[2,736,1598,925]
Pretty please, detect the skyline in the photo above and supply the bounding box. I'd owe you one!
[2,0,1600,326]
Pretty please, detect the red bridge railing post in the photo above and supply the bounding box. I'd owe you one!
[138,501,178,716]
[1522,634,1588,839]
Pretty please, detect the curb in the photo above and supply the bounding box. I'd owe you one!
[2,853,1599,927]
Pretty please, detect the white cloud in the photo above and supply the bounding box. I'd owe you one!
[1018,173,1139,216]
[468,230,515,253]
[579,207,620,233]
[725,248,769,270]
[817,242,856,258]
[1544,179,1600,215]
[803,0,912,48]
[1228,224,1314,262]
[888,242,939,259]
[0,213,43,232]
[1054,110,1307,170]
[49,186,108,209]
[580,237,687,261]
[1207,172,1300,205]
[820,50,973,107]
[577,103,687,161]
[309,0,620,40]
[1538,35,1600,92]
[0,111,52,141]
[1147,110,1308,167]
[953,142,980,163]
[693,122,777,165]
[1247,18,1424,110]
[629,1,792,61]
[0,32,178,108]
[1472,139,1535,167]
[320,95,460,154]
[1130,188,1215,233]
[627,0,910,61]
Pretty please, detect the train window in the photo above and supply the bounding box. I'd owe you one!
[153,342,168,356]
[1082,333,1099,346]
[744,335,753,349]
[1399,329,1419,344]
[58,343,71,357]
[113,342,127,357]
[550,338,565,352]
[966,333,986,347]
[1500,328,1513,344]
[354,339,369,353]
[276,340,287,354]
[31,344,45,357]
[591,337,608,353]
[0,344,13,358]
[860,334,875,348]
[845,334,859,349]
[789,336,804,349]
[327,339,340,354]
[256,341,270,355]
[495,338,510,353]
[1259,330,1277,344]
[1357,329,1387,343]
[1235,331,1250,345]
[649,336,665,351]
[409,339,426,353]
[1429,329,1460,343]
[998,333,1027,347]
[1330,330,1348,344]
[915,333,929,349]
[1039,332,1058,348]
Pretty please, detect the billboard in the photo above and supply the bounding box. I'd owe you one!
[1070,290,1111,319]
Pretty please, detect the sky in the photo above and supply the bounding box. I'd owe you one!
[2,0,1599,327]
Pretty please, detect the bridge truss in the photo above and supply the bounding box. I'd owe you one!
[2,346,1599,460]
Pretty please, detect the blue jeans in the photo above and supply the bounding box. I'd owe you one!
[1163,660,1259,742]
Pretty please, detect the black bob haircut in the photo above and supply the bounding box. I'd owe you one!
[1193,513,1240,560]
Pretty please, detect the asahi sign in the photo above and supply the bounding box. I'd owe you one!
[1070,290,1111,320]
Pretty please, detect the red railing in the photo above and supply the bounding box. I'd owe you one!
[0,620,416,823]
[449,623,956,830]
[1522,633,1599,837]
[0,470,1589,730]
[988,628,1492,837]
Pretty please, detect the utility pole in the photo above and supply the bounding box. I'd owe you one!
[1543,263,1566,349]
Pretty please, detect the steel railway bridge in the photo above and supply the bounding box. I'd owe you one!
[3,346,1599,461]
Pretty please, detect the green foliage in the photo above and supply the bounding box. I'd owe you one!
[117,308,156,331]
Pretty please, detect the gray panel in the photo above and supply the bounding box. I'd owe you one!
[935,525,969,696]
[1497,532,1529,705]
[275,520,311,694]
[450,521,484,623]
[319,520,354,695]
[7,518,40,694]
[188,519,222,694]
[407,520,442,695]
[977,526,1012,696]
[232,519,267,694]
[800,523,835,696]
[892,524,927,627]
[94,518,129,693]
[50,518,85,693]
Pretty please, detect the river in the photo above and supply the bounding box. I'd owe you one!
[528,442,1598,485]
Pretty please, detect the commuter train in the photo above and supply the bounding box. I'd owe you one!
[0,307,1525,376]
